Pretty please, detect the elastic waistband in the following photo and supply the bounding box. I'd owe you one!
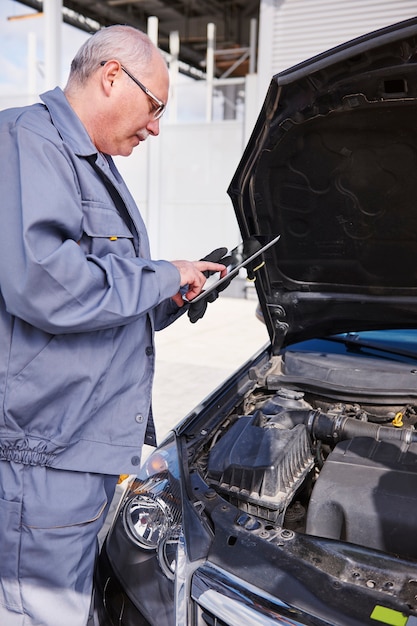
[0,440,56,466]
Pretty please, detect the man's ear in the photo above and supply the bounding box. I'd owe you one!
[100,60,120,95]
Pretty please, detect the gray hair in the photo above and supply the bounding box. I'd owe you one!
[67,25,157,86]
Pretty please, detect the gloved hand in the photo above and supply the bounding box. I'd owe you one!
[245,259,265,281]
[187,247,232,323]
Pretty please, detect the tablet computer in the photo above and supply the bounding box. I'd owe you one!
[188,234,280,305]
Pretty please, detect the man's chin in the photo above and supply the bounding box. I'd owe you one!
[115,136,145,156]
[130,135,143,151]
[118,143,137,157]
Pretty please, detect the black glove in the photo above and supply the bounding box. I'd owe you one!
[245,259,265,281]
[187,247,232,323]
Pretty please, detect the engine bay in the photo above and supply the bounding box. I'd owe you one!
[196,349,417,561]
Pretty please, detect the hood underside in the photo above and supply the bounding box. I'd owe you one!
[228,17,417,350]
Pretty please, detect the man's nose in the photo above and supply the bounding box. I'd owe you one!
[147,118,160,136]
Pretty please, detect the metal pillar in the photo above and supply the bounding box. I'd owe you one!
[168,30,180,123]
[44,0,62,89]
[249,18,258,74]
[206,22,216,122]
[146,16,161,256]
[27,32,37,103]
[147,16,159,46]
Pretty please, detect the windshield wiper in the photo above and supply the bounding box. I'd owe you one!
[327,333,417,361]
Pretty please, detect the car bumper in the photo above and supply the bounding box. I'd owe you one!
[94,544,152,626]
[95,539,322,626]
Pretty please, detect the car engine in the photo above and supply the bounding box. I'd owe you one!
[201,349,417,561]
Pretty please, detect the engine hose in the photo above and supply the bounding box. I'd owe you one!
[310,410,417,445]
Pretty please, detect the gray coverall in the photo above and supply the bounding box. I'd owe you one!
[0,87,184,625]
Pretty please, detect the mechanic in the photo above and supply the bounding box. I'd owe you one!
[0,24,227,626]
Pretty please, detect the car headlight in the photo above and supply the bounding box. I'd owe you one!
[120,435,182,577]
[123,492,172,549]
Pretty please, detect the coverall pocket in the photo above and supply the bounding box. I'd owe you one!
[19,468,113,596]
[80,201,136,258]
[0,497,21,581]
[17,469,118,623]
[22,466,110,529]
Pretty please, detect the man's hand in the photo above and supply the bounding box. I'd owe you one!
[171,250,228,307]
[185,247,232,323]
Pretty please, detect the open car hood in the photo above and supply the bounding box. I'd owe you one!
[228,17,417,352]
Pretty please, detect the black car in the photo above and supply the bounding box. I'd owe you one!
[94,17,417,626]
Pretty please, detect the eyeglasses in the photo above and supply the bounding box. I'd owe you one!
[100,61,166,120]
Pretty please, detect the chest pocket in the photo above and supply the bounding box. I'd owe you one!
[79,202,136,258]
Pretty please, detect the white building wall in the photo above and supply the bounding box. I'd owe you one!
[115,120,244,262]
[258,0,417,104]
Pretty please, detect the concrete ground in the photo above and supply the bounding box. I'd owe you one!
[150,294,269,445]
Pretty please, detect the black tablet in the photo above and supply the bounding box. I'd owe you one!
[188,234,280,304]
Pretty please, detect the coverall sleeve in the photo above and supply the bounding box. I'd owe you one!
[0,122,181,335]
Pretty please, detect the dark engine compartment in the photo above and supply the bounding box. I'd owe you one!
[307,436,417,558]
[202,347,417,561]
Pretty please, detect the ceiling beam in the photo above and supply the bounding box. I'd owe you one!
[14,0,260,77]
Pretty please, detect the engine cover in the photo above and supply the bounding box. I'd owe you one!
[306,437,417,559]
[207,411,314,523]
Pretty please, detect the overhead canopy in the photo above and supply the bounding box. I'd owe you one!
[15,0,260,77]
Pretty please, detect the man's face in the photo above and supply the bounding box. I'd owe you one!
[97,56,169,156]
